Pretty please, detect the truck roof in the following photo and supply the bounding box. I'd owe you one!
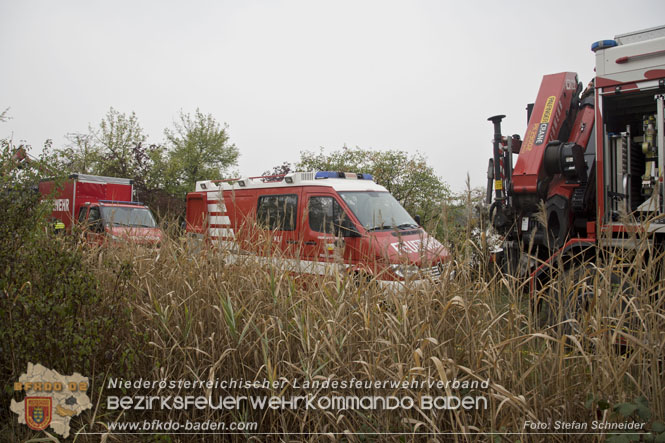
[593,24,665,84]
[195,171,387,193]
[69,174,133,185]
[83,200,148,208]
[39,173,133,185]
[614,25,665,45]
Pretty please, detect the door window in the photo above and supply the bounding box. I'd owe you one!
[308,196,352,234]
[88,206,102,231]
[88,207,100,222]
[78,206,88,223]
[257,194,298,231]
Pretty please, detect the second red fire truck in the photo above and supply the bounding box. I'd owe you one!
[39,173,163,246]
[186,171,450,288]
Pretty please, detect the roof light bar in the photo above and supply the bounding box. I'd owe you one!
[99,200,145,206]
[314,171,374,181]
[591,39,618,52]
[315,171,342,179]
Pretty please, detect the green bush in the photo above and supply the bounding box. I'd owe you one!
[0,143,139,433]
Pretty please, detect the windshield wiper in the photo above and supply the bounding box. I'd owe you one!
[396,223,419,230]
[366,225,390,232]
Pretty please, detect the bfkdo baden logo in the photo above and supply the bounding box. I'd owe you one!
[25,397,52,431]
[10,363,92,438]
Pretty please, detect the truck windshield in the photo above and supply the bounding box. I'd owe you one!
[338,191,417,231]
[101,206,157,228]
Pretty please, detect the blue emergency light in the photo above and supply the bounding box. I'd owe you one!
[591,40,618,52]
[315,171,342,179]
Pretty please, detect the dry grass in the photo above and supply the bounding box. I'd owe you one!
[51,225,665,442]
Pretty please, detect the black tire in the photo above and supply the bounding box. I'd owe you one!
[538,264,596,337]
[539,263,635,353]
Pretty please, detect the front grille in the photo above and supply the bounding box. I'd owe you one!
[425,264,442,278]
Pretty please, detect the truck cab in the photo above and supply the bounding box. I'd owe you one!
[77,200,163,246]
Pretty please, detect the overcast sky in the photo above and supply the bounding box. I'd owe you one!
[2,1,664,191]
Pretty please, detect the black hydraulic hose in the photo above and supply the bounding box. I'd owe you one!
[489,201,498,224]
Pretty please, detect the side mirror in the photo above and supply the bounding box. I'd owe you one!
[341,226,361,238]
[93,219,104,233]
[336,219,361,238]
[414,214,421,226]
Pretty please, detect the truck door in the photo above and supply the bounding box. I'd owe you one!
[255,191,301,257]
[186,192,208,234]
[77,206,88,236]
[78,206,88,223]
[301,192,360,268]
[86,205,105,245]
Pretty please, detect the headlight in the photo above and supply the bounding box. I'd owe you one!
[390,264,420,279]
[108,233,127,243]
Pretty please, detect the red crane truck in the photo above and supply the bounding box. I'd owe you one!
[486,25,665,298]
[39,173,163,246]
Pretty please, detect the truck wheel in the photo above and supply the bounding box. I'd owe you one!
[351,271,380,292]
[185,233,204,255]
[541,263,634,350]
[559,265,596,336]
[538,264,595,337]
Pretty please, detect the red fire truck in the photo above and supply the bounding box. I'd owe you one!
[486,25,665,284]
[186,171,450,288]
[39,173,163,246]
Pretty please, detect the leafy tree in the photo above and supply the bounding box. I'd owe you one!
[93,107,148,179]
[52,132,101,174]
[262,161,292,177]
[55,108,175,212]
[297,146,450,226]
[261,162,292,181]
[143,143,169,191]
[165,109,239,197]
[50,109,152,180]
[47,107,238,216]
[441,179,490,252]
